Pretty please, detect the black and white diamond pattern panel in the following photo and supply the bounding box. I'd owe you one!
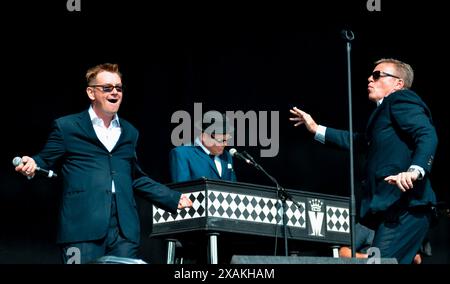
[208,190,306,228]
[326,206,350,233]
[153,191,206,224]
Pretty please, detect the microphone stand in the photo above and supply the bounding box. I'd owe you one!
[242,151,302,257]
[341,29,357,258]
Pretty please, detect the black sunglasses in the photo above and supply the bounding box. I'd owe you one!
[89,84,123,93]
[372,70,401,80]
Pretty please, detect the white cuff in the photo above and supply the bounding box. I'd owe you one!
[314,125,327,144]
[409,165,425,179]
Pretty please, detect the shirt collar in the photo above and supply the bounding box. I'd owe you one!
[88,106,120,128]
[195,137,212,156]
[376,98,384,107]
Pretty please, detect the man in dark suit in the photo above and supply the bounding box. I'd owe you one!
[169,110,237,183]
[15,63,192,263]
[289,58,438,263]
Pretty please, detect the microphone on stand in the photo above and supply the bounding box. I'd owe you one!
[229,148,253,165]
[241,150,257,165]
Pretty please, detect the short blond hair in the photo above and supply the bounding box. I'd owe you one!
[375,58,414,89]
[86,63,122,85]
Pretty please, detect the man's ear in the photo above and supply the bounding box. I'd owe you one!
[86,87,95,101]
[396,78,405,90]
[200,132,207,145]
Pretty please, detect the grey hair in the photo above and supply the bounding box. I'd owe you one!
[375,58,414,89]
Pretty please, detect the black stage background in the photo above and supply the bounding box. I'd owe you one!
[0,1,448,263]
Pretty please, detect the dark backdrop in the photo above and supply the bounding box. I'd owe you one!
[1,1,448,263]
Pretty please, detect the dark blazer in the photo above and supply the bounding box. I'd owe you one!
[33,110,181,244]
[169,145,237,183]
[324,90,438,218]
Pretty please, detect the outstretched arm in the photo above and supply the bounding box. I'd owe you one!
[15,120,66,179]
[133,150,192,213]
[290,106,367,151]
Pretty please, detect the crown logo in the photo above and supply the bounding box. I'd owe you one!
[309,199,323,212]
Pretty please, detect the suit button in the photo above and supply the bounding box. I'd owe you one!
[111,170,116,175]
[428,156,433,166]
[109,154,113,157]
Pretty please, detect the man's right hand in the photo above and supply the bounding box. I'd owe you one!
[289,107,318,134]
[15,156,37,178]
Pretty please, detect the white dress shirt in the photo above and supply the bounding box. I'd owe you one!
[89,106,121,192]
[195,137,222,177]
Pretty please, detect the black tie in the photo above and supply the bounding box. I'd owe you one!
[209,155,217,172]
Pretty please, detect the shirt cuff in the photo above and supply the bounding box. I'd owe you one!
[409,165,425,179]
[314,125,326,144]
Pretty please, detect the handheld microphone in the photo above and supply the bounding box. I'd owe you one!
[229,148,253,165]
[12,156,58,178]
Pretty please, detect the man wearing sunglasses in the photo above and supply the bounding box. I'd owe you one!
[289,58,438,264]
[15,63,192,263]
[169,110,236,263]
[169,110,237,183]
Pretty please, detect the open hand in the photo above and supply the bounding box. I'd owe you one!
[289,107,318,134]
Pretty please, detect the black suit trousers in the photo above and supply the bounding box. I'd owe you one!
[60,194,139,264]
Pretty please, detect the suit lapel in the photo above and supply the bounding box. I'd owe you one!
[76,110,116,153]
[219,153,230,180]
[76,111,108,151]
[111,118,127,152]
[365,104,383,134]
[194,146,221,178]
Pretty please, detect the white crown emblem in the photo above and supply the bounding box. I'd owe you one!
[309,199,323,212]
